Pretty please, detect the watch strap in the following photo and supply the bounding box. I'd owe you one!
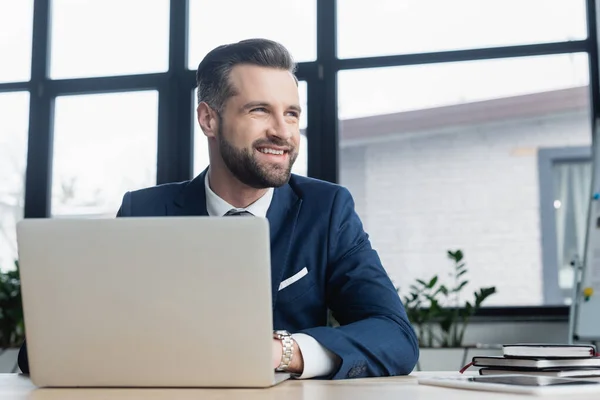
[273,330,294,371]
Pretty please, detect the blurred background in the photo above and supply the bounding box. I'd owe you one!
[1,0,598,327]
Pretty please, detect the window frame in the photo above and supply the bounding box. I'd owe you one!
[1,0,599,320]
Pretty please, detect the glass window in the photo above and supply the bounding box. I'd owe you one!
[337,0,587,59]
[193,81,308,178]
[51,91,158,217]
[0,92,29,271]
[0,0,34,83]
[338,53,591,306]
[338,53,589,120]
[187,0,316,70]
[553,159,591,301]
[50,0,170,79]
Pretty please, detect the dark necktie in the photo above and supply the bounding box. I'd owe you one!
[224,209,254,217]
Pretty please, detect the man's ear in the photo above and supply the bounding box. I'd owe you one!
[197,102,218,138]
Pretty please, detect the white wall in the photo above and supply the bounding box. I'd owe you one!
[340,110,591,306]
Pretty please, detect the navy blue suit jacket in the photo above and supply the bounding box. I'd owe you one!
[18,170,418,379]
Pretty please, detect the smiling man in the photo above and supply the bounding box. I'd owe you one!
[18,38,419,380]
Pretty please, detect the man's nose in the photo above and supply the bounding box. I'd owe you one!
[267,115,292,140]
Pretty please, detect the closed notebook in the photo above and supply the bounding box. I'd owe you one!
[473,356,600,369]
[479,368,600,378]
[502,343,597,359]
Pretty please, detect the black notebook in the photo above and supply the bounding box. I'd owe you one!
[502,343,597,359]
[473,356,600,369]
[479,368,600,378]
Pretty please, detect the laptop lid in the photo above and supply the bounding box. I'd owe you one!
[17,216,280,388]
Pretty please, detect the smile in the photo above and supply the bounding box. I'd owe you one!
[258,148,286,155]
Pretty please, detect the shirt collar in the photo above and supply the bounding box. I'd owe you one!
[204,170,273,217]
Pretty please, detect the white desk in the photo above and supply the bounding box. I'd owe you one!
[3,372,600,400]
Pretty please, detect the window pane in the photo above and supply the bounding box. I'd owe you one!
[187,0,316,70]
[0,0,33,83]
[553,160,591,302]
[51,91,158,217]
[0,92,29,271]
[338,53,591,306]
[193,81,308,177]
[337,0,587,59]
[50,0,169,79]
[339,53,589,120]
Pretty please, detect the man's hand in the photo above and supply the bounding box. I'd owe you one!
[272,338,304,374]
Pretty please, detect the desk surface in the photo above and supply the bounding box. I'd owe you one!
[3,372,600,400]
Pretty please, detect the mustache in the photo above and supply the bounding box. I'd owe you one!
[253,137,295,150]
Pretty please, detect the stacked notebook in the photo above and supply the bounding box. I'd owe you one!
[471,343,600,377]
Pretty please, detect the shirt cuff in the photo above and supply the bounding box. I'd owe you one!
[292,333,340,379]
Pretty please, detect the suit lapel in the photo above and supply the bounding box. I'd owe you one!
[169,169,209,216]
[267,182,302,308]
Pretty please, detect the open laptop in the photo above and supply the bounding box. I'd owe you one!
[16,216,291,388]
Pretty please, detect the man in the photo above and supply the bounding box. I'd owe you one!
[18,38,418,379]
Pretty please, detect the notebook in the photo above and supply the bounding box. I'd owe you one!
[479,368,600,378]
[472,356,600,369]
[502,343,597,358]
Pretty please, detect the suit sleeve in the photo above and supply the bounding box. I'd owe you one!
[299,187,419,379]
[17,340,28,374]
[116,191,132,217]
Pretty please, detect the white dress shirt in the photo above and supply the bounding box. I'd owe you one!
[204,172,339,379]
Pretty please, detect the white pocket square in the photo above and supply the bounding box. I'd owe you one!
[278,267,308,291]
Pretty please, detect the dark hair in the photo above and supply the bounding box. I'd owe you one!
[195,38,297,112]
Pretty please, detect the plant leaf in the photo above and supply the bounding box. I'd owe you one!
[428,276,438,288]
[438,285,449,296]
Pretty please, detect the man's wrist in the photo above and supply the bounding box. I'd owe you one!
[272,331,304,374]
[273,330,294,371]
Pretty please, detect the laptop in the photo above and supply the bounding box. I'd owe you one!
[16,216,291,388]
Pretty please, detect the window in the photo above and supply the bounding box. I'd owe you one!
[51,91,158,217]
[0,0,34,83]
[337,0,587,59]
[553,159,591,300]
[0,92,29,271]
[187,0,317,70]
[49,0,170,79]
[193,81,308,177]
[538,147,592,305]
[338,53,591,306]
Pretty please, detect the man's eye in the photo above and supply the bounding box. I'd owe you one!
[251,107,267,113]
[286,111,299,118]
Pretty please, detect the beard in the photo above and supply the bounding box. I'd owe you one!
[217,125,298,189]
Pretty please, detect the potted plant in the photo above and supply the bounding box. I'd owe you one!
[398,250,497,370]
[0,260,25,372]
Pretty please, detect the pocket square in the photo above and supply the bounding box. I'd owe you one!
[278,267,308,291]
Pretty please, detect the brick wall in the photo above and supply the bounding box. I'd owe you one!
[340,111,591,306]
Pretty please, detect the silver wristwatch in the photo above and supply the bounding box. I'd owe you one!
[273,330,294,371]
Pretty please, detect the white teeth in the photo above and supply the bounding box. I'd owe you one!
[259,148,284,155]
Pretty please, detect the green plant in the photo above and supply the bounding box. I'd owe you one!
[0,260,24,348]
[399,250,496,348]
